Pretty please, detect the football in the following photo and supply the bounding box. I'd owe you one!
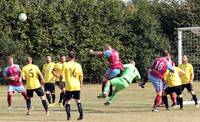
[19,13,27,21]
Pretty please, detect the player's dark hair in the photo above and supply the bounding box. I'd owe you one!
[160,49,168,57]
[7,55,14,60]
[59,53,66,59]
[68,51,76,59]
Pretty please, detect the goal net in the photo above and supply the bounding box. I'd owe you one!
[178,27,200,81]
[177,27,200,104]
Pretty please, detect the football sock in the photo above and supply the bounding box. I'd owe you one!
[27,99,31,110]
[7,93,12,107]
[192,95,198,105]
[42,100,48,112]
[102,81,106,93]
[59,92,64,103]
[51,93,56,103]
[162,96,169,109]
[77,103,83,117]
[108,84,113,97]
[153,95,161,108]
[103,82,110,94]
[177,97,183,109]
[65,104,71,120]
[46,93,52,104]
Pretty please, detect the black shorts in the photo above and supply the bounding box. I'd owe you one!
[27,87,45,98]
[55,81,65,90]
[182,83,193,92]
[44,83,55,93]
[164,85,182,95]
[65,90,80,100]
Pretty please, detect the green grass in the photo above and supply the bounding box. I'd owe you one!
[1,82,200,122]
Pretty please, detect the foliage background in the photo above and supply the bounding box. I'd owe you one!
[0,0,199,83]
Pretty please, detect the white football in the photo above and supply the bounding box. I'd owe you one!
[19,13,27,21]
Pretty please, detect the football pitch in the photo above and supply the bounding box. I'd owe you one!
[1,83,200,122]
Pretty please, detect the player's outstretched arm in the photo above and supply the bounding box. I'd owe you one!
[89,49,103,56]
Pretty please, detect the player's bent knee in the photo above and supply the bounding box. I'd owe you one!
[75,99,81,103]
[8,92,13,95]
[178,95,183,98]
[40,96,46,100]
[46,91,50,94]
[156,91,162,96]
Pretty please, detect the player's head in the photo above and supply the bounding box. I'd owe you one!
[46,55,52,63]
[182,55,188,64]
[103,43,112,51]
[59,54,66,63]
[130,60,135,66]
[159,49,168,57]
[7,55,14,65]
[26,57,32,64]
[67,51,76,61]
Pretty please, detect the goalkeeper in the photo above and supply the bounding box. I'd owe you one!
[102,60,141,105]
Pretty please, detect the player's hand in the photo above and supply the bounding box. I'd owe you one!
[89,49,95,55]
[59,75,63,81]
[9,77,15,81]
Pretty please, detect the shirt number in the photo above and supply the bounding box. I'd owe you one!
[155,61,164,71]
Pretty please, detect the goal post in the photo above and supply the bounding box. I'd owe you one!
[177,27,200,81]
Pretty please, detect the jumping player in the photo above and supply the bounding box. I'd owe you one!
[3,56,27,109]
[52,54,66,108]
[90,44,124,98]
[42,55,56,106]
[102,60,141,105]
[63,51,84,120]
[178,55,199,107]
[22,57,49,115]
[148,50,174,112]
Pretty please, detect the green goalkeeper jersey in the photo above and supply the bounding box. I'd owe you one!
[121,64,141,84]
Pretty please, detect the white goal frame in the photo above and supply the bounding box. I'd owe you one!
[177,27,200,64]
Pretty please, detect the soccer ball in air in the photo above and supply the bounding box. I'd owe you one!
[19,13,27,21]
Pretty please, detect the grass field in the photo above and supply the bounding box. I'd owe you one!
[1,83,200,122]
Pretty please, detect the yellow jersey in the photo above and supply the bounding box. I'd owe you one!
[53,62,66,81]
[22,64,41,90]
[178,63,193,84]
[64,61,83,91]
[163,67,182,87]
[42,62,55,83]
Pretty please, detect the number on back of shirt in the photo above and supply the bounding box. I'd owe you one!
[155,61,164,71]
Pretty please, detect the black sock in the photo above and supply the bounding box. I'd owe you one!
[51,93,56,103]
[178,97,183,109]
[46,93,52,104]
[65,104,71,120]
[108,84,113,97]
[77,103,83,117]
[27,99,31,110]
[102,82,106,93]
[59,92,64,103]
[192,95,198,105]
[176,97,180,105]
[162,96,169,109]
[42,100,48,112]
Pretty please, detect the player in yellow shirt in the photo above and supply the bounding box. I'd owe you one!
[178,55,199,107]
[52,54,66,108]
[22,57,49,115]
[63,51,84,120]
[162,66,185,111]
[42,55,56,106]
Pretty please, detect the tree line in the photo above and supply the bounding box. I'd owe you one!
[0,0,199,83]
